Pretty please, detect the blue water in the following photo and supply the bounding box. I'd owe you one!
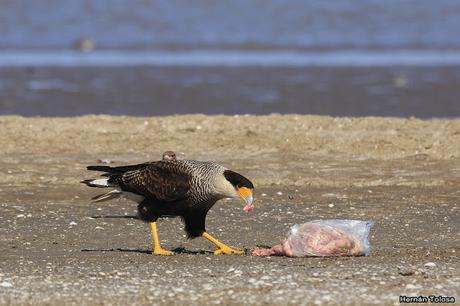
[1,0,460,51]
[1,1,460,117]
[2,50,460,67]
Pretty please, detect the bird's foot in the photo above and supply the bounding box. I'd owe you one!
[153,247,174,256]
[214,246,244,255]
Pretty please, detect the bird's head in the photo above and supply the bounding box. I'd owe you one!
[221,170,255,212]
[162,151,177,161]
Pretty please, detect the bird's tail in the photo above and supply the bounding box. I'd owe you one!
[91,189,123,202]
[81,178,114,188]
[81,176,124,202]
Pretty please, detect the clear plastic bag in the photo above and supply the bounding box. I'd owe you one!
[252,219,374,257]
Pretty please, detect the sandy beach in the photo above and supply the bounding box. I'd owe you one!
[0,115,459,305]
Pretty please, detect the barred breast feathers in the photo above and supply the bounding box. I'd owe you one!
[178,160,229,203]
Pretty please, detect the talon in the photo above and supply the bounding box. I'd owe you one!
[202,232,244,255]
[214,246,244,255]
[150,222,174,255]
[153,248,174,256]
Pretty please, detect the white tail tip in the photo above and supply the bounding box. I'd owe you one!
[89,178,109,187]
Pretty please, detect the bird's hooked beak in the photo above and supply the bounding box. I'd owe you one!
[237,186,254,212]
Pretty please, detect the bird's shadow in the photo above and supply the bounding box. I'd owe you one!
[86,215,249,255]
[90,215,139,219]
[81,247,214,255]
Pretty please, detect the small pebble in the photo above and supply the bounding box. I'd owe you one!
[69,221,77,226]
[276,192,283,196]
[405,284,419,290]
[98,159,112,164]
[424,262,436,268]
[398,269,414,276]
[328,204,334,208]
[0,281,13,288]
[202,283,212,290]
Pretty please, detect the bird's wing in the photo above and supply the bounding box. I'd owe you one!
[87,162,153,176]
[112,161,191,202]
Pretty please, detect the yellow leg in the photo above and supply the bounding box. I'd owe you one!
[202,232,244,255]
[150,222,174,255]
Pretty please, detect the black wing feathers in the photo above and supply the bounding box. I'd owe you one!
[87,163,152,176]
[110,161,191,202]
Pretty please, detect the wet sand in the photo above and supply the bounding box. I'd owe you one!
[0,115,459,305]
[1,66,460,117]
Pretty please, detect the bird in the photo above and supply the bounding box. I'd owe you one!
[162,151,177,161]
[81,157,254,255]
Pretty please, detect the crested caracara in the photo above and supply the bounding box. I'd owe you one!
[82,157,254,255]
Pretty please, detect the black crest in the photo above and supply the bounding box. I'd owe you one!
[223,170,254,189]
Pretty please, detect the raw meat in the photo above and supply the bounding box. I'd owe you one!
[252,219,374,257]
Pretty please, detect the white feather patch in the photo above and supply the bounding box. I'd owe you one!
[90,178,109,187]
